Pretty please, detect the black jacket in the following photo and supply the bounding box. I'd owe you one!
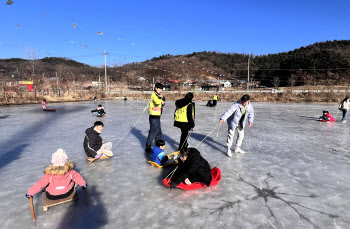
[83,127,103,157]
[174,98,195,129]
[171,148,212,187]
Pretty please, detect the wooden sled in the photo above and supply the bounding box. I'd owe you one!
[148,151,180,168]
[43,109,56,112]
[85,154,110,162]
[42,188,78,211]
[163,167,221,190]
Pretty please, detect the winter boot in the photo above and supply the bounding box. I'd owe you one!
[235,147,246,154]
[342,120,346,123]
[227,148,232,157]
[145,145,152,153]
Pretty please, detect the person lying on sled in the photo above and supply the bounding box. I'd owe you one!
[26,149,87,200]
[319,110,335,122]
[169,148,212,189]
[150,139,175,165]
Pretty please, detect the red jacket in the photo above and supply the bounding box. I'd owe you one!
[326,113,336,122]
[28,168,85,196]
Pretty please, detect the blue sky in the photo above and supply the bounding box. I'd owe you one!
[0,0,349,66]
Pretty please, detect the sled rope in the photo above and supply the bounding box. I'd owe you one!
[165,166,178,183]
[195,123,221,148]
[111,100,151,150]
[216,123,222,137]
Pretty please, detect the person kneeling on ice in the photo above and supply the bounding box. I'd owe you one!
[151,140,174,166]
[319,110,335,122]
[91,104,106,117]
[26,149,87,200]
[41,99,47,110]
[169,148,212,190]
[84,121,113,159]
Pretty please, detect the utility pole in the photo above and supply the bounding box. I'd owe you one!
[98,73,101,89]
[247,54,250,92]
[104,50,109,92]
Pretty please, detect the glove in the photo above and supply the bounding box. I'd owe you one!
[25,193,31,199]
[162,96,166,101]
[95,154,101,159]
[82,183,88,190]
[170,182,177,190]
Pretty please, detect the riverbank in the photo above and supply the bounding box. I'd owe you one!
[0,89,348,106]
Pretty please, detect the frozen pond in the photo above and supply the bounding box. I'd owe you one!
[0,100,349,229]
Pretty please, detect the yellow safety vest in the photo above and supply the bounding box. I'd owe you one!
[149,92,163,116]
[213,95,218,100]
[174,103,194,122]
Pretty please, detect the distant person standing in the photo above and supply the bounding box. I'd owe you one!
[145,83,165,152]
[174,92,195,150]
[339,97,350,123]
[212,94,218,107]
[219,94,254,157]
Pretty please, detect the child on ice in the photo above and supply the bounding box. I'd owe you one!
[26,149,87,200]
[91,104,106,117]
[150,140,174,166]
[41,99,47,110]
[319,110,335,122]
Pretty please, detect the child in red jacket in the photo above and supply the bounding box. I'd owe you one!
[26,149,86,200]
[319,111,336,122]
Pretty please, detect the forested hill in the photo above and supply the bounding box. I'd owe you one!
[180,40,350,86]
[0,40,349,87]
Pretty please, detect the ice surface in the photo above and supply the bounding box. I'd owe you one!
[0,100,349,229]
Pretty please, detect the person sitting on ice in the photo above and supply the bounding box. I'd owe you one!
[168,148,212,190]
[319,110,336,122]
[41,99,47,110]
[83,121,113,159]
[150,139,174,165]
[91,104,106,117]
[93,96,98,101]
[26,149,87,200]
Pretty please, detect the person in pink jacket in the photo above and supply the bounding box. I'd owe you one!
[319,111,336,122]
[26,149,87,200]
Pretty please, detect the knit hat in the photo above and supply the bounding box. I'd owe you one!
[155,83,164,89]
[241,94,250,102]
[51,149,68,166]
[185,92,194,101]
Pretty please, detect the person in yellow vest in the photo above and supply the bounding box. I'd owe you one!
[219,94,254,157]
[174,92,195,150]
[212,94,218,107]
[145,83,165,152]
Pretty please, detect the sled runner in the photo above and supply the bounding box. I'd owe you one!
[43,109,56,112]
[42,188,78,211]
[85,154,110,162]
[163,167,221,190]
[148,151,180,168]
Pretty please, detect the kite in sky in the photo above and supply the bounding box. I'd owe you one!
[130,43,135,45]
[43,13,47,15]
[96,50,100,52]
[68,41,74,43]
[117,38,121,40]
[6,0,14,5]
[97,32,103,35]
[16,25,20,27]
[73,23,77,28]
[83,46,87,48]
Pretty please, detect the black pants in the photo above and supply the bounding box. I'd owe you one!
[46,185,75,200]
[212,100,217,107]
[179,128,190,150]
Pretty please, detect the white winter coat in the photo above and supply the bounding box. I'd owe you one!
[339,99,350,110]
[220,100,254,130]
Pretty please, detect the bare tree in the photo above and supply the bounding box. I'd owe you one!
[25,48,40,76]
[288,74,297,87]
[272,77,280,87]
